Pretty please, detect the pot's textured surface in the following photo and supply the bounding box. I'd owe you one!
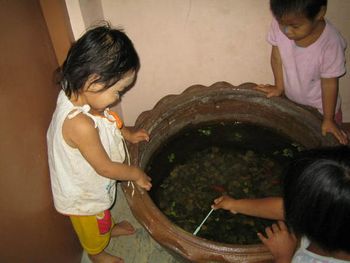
[122,82,337,263]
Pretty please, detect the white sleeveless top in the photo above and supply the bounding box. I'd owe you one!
[47,91,126,215]
[292,237,350,263]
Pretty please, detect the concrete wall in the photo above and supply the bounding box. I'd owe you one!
[65,0,350,125]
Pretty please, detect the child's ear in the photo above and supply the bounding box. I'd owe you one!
[316,6,327,21]
[83,74,101,91]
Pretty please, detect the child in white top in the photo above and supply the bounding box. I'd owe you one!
[47,24,151,263]
[256,0,348,145]
[212,146,350,263]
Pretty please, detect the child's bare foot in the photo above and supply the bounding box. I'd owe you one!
[111,220,135,237]
[88,251,124,263]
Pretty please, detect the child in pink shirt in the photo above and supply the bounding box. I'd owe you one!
[256,0,348,145]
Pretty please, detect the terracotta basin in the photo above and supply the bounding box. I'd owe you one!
[121,82,336,262]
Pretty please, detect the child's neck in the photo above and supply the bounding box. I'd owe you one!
[70,94,103,115]
[295,19,325,47]
[308,242,350,261]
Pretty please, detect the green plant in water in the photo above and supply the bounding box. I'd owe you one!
[292,142,304,152]
[168,153,176,163]
[168,201,177,217]
[198,128,212,136]
[149,122,303,245]
[282,148,293,158]
[233,132,243,141]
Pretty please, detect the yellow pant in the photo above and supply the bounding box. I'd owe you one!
[70,211,114,255]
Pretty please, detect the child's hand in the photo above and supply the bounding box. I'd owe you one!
[321,119,348,145]
[123,127,150,144]
[257,221,297,263]
[129,128,150,144]
[134,168,152,191]
[211,195,237,214]
[254,84,283,98]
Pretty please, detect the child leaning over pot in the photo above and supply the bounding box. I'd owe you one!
[255,0,348,145]
[212,146,350,263]
[47,23,152,263]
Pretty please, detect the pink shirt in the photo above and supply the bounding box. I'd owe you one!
[267,18,347,113]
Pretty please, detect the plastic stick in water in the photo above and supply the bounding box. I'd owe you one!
[193,208,214,235]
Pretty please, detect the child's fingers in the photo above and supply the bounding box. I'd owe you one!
[137,182,151,191]
[141,130,150,140]
[331,129,347,145]
[271,223,280,233]
[255,86,276,98]
[212,196,225,210]
[138,132,150,140]
[134,129,150,140]
[339,130,348,145]
[266,92,277,98]
[257,232,268,244]
[277,220,287,231]
[254,85,269,93]
[290,232,298,242]
[265,226,274,238]
[254,84,270,88]
[143,184,151,191]
[213,196,224,204]
[143,180,152,191]
[139,133,149,139]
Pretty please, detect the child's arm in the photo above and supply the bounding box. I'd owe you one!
[212,195,284,220]
[63,114,152,190]
[257,221,297,263]
[121,126,150,144]
[255,46,284,98]
[321,77,348,145]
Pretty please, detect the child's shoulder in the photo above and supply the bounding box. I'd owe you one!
[64,112,96,132]
[323,20,347,47]
[62,112,97,147]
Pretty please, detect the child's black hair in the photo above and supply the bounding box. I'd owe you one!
[283,146,350,253]
[270,0,327,21]
[57,22,140,98]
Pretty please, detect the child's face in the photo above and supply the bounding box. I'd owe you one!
[84,70,136,112]
[277,13,322,43]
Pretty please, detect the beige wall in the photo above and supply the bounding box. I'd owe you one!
[327,1,350,122]
[66,0,350,125]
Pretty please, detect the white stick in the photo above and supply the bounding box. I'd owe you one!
[193,208,215,235]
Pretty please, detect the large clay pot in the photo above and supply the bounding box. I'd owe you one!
[121,82,337,262]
